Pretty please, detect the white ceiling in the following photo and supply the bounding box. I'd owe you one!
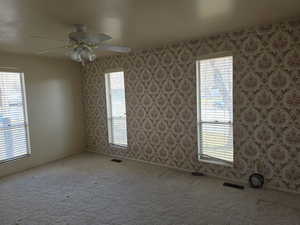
[0,0,300,58]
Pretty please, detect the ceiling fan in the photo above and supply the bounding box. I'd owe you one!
[34,24,131,65]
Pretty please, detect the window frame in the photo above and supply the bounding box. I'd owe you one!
[0,71,31,164]
[196,53,234,167]
[104,69,128,148]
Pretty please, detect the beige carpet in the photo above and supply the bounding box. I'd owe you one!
[0,153,300,225]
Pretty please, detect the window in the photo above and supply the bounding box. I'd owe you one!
[105,71,128,147]
[196,55,233,164]
[0,72,30,163]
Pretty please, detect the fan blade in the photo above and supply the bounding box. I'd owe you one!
[96,44,131,53]
[94,33,112,42]
[36,45,70,54]
[0,66,19,70]
[30,35,67,42]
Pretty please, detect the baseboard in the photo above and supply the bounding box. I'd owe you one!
[0,150,84,180]
[86,149,299,195]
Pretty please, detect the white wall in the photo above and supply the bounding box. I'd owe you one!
[0,52,85,177]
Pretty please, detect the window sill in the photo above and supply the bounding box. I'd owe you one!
[198,157,233,168]
[109,143,127,149]
[0,154,31,165]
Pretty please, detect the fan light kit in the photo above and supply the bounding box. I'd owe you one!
[35,24,131,65]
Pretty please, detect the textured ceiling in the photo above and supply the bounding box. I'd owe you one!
[0,0,300,58]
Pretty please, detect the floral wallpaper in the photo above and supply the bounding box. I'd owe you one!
[82,19,300,193]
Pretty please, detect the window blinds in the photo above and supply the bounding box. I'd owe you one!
[0,72,30,163]
[105,71,128,147]
[197,56,233,163]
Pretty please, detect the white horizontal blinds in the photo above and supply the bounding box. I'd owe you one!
[198,56,233,163]
[0,72,30,162]
[105,71,127,146]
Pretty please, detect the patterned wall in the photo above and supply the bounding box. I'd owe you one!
[82,19,300,193]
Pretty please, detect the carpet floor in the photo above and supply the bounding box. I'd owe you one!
[0,152,300,225]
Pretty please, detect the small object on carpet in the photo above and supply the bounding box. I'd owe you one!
[111,159,122,163]
[223,182,244,190]
[249,173,264,189]
[191,172,205,176]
